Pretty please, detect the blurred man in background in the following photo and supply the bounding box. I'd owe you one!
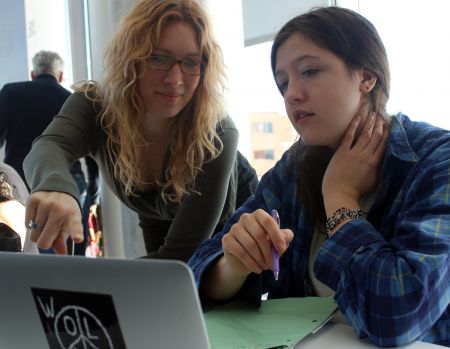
[0,50,98,255]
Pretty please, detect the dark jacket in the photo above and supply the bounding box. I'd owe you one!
[0,74,98,193]
[0,74,72,182]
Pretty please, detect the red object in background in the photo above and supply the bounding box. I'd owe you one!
[86,205,103,257]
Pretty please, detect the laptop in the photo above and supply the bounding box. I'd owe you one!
[0,252,211,349]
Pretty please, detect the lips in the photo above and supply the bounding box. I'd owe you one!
[157,91,182,102]
[159,92,181,97]
[293,110,314,122]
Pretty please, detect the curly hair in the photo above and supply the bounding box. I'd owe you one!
[76,0,226,202]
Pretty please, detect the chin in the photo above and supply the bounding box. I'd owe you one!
[301,136,337,148]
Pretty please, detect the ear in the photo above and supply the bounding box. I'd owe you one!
[30,71,36,80]
[57,72,64,83]
[359,69,377,94]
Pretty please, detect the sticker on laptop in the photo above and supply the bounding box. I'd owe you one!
[31,288,126,349]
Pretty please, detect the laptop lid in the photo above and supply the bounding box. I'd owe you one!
[0,252,211,349]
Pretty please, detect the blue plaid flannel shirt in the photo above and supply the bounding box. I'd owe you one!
[189,114,450,347]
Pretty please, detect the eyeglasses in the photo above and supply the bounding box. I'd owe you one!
[147,54,205,76]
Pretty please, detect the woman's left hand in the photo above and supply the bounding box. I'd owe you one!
[322,112,389,214]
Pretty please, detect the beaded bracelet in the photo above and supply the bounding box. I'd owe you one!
[325,207,367,237]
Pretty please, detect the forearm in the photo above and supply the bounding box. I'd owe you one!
[24,143,80,198]
[315,219,450,346]
[140,215,218,262]
[24,92,99,195]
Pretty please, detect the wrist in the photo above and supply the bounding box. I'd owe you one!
[222,253,252,278]
[201,255,248,301]
[323,194,359,217]
[325,207,367,237]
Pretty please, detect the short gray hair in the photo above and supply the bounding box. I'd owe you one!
[31,50,64,79]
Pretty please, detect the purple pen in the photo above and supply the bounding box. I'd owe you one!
[271,209,280,281]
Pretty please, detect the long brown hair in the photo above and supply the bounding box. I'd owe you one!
[271,7,391,225]
[76,0,226,202]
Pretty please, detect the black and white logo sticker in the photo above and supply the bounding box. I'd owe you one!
[32,288,126,349]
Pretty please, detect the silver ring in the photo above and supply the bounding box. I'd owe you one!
[27,220,43,231]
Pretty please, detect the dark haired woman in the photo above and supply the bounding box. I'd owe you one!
[189,7,449,347]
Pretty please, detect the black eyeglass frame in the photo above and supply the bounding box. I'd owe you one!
[146,54,206,76]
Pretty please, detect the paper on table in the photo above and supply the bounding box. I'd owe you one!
[204,296,338,349]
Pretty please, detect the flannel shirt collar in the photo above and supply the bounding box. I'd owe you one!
[385,113,419,163]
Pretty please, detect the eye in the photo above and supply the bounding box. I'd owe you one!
[277,81,288,96]
[182,58,201,68]
[149,54,173,64]
[302,68,319,77]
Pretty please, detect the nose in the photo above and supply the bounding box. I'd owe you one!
[284,78,305,105]
[163,63,183,85]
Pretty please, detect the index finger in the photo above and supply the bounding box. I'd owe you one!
[340,115,362,150]
[43,209,83,247]
[52,231,69,254]
[254,210,285,254]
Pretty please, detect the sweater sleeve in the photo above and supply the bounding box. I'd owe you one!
[188,161,288,304]
[143,117,239,261]
[23,92,99,204]
[187,196,267,305]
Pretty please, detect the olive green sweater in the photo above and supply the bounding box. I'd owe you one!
[24,92,257,261]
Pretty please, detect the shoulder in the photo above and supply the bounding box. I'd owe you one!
[216,115,238,135]
[0,81,30,93]
[273,143,298,176]
[213,115,239,149]
[56,84,72,97]
[60,91,101,116]
[258,144,298,191]
[393,113,450,160]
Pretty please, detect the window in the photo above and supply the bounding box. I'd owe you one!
[254,149,275,160]
[252,122,273,133]
[339,0,450,130]
[25,0,72,89]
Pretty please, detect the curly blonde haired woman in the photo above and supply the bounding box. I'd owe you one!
[24,0,257,260]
